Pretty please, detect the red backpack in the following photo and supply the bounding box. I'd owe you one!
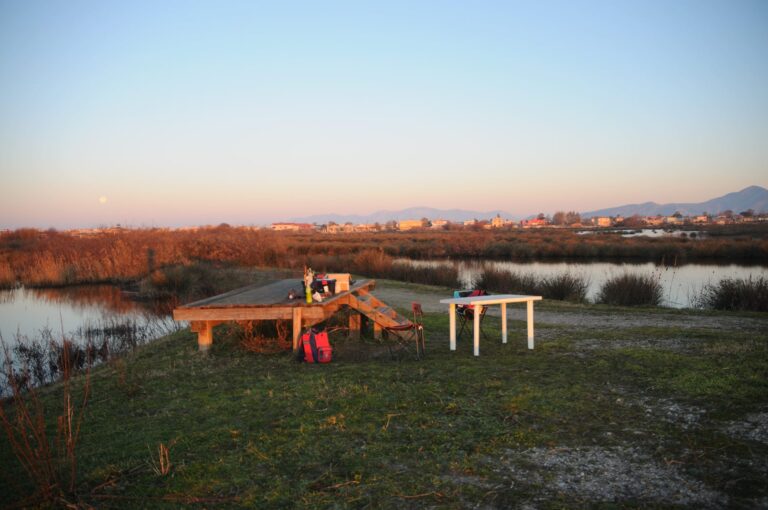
[301,329,332,363]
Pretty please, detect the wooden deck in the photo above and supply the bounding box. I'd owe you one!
[173,278,411,351]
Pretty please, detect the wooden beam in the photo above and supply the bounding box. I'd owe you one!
[174,306,327,322]
[373,321,382,339]
[197,321,213,352]
[349,312,361,340]
[292,307,303,352]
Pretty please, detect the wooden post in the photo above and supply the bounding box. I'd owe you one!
[292,307,303,351]
[198,321,213,352]
[373,321,382,339]
[349,312,361,340]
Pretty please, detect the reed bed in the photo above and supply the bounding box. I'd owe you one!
[596,273,663,306]
[474,266,588,302]
[2,226,766,289]
[696,276,768,312]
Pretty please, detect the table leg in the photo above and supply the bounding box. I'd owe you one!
[449,303,456,351]
[527,300,534,349]
[501,303,507,344]
[474,306,480,356]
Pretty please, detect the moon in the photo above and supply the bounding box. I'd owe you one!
[98,196,108,204]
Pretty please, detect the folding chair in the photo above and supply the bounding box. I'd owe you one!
[455,290,490,341]
[385,302,426,360]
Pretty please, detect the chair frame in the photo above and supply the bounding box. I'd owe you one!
[455,290,490,342]
[385,302,426,360]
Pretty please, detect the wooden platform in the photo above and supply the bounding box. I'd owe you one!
[173,278,411,351]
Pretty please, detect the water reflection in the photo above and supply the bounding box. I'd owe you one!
[0,285,167,345]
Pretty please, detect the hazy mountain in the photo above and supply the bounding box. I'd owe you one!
[289,207,518,225]
[581,186,768,218]
[286,186,767,225]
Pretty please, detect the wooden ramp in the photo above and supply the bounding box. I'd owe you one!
[173,277,412,351]
[347,290,413,331]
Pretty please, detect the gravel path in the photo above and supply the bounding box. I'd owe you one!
[374,285,768,332]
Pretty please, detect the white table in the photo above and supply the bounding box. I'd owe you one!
[439,294,543,356]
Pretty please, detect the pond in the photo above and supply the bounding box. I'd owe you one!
[0,285,174,351]
[398,259,768,308]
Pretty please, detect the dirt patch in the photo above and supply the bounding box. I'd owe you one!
[493,446,727,507]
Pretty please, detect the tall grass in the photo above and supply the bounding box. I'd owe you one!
[539,273,590,302]
[474,266,588,302]
[0,333,91,505]
[596,273,663,306]
[696,277,768,312]
[2,226,766,289]
[475,267,538,295]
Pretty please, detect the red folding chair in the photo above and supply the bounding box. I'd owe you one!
[455,290,490,341]
[385,302,426,360]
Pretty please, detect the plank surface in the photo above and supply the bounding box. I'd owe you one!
[178,278,374,309]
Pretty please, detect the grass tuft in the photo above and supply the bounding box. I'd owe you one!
[596,273,662,306]
[696,276,768,312]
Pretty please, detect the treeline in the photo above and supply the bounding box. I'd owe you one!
[1,226,767,289]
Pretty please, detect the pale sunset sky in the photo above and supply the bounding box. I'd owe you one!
[1,0,767,228]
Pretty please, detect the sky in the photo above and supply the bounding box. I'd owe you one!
[1,0,767,228]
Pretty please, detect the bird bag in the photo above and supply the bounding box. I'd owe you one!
[301,328,332,363]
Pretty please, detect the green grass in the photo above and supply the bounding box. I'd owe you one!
[1,302,767,508]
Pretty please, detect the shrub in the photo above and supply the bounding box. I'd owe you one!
[696,277,768,312]
[596,273,662,306]
[539,273,589,302]
[387,262,460,288]
[475,267,537,295]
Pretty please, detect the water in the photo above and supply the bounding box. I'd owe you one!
[0,285,168,348]
[577,229,707,238]
[398,259,768,308]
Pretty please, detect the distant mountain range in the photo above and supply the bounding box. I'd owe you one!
[288,186,767,224]
[581,185,768,219]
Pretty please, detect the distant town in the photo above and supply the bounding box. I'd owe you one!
[270,209,767,233]
[2,209,766,239]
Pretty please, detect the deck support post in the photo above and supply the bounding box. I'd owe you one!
[292,307,303,352]
[349,312,361,340]
[197,321,213,352]
[373,321,382,339]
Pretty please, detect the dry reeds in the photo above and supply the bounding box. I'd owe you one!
[596,273,663,306]
[0,332,91,505]
[148,442,172,476]
[696,276,768,312]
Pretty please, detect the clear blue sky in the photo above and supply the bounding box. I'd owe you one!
[1,0,766,228]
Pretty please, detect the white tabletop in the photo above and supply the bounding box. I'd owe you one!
[440,294,542,306]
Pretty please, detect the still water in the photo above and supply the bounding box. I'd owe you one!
[0,285,167,347]
[399,259,768,308]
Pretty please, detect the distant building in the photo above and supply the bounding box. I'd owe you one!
[593,217,612,227]
[271,222,313,231]
[491,214,506,228]
[520,218,549,228]
[431,219,449,229]
[398,219,423,231]
[354,223,378,232]
[692,215,709,224]
[463,219,477,226]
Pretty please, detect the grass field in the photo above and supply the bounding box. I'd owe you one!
[1,280,767,508]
